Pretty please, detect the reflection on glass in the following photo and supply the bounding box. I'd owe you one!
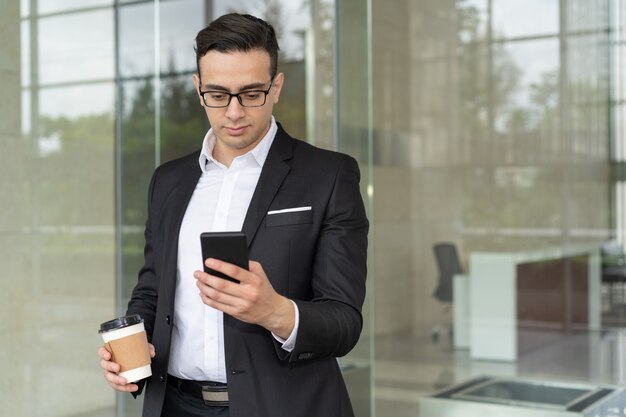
[158,74,207,162]
[457,0,488,43]
[20,0,29,17]
[120,78,156,225]
[119,2,155,78]
[567,0,610,33]
[3,6,117,410]
[39,83,114,119]
[20,19,30,87]
[21,90,30,134]
[118,77,157,417]
[160,0,204,74]
[616,181,626,245]
[492,0,559,39]
[38,9,114,84]
[37,0,112,15]
[616,104,626,160]
[493,39,559,144]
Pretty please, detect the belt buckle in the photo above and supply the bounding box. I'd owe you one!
[201,385,229,407]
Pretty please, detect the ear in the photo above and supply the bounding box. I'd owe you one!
[271,72,285,104]
[192,74,204,106]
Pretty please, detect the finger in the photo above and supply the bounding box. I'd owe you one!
[98,346,111,360]
[114,383,139,393]
[198,291,242,319]
[104,369,126,385]
[100,358,121,373]
[148,343,156,358]
[248,260,264,275]
[194,270,240,298]
[205,258,248,283]
[196,279,240,308]
[104,372,138,392]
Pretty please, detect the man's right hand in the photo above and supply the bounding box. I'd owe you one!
[98,343,156,392]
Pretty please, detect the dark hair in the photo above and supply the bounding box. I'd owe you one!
[194,13,279,79]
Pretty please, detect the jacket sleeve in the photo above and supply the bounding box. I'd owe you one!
[283,156,369,362]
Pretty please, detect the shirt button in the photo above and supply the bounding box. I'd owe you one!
[159,374,165,383]
[166,315,171,325]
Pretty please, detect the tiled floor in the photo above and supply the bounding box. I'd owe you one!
[374,310,626,417]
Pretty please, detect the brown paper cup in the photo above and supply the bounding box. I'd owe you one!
[99,315,152,382]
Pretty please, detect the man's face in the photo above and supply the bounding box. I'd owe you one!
[193,49,283,160]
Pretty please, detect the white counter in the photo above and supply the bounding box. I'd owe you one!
[453,244,601,362]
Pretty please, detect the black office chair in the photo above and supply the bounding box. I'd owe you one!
[431,243,464,343]
[600,240,626,309]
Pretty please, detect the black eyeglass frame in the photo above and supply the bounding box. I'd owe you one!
[198,78,275,108]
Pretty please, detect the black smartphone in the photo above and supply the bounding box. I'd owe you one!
[200,232,248,283]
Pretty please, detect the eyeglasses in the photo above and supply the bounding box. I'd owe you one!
[199,79,274,108]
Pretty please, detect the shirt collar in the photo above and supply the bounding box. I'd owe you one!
[199,116,277,172]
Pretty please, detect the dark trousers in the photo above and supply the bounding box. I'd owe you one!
[160,380,230,417]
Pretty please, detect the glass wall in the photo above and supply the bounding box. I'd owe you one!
[1,1,117,416]
[369,0,619,416]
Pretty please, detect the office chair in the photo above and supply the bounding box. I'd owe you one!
[600,240,626,309]
[431,242,464,343]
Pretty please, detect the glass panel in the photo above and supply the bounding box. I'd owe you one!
[118,1,155,78]
[20,20,30,87]
[160,0,205,74]
[38,9,114,85]
[567,0,611,33]
[158,73,208,162]
[20,0,29,17]
[493,39,560,165]
[492,0,559,39]
[1,2,116,415]
[35,82,116,415]
[118,76,157,417]
[611,0,626,163]
[39,83,115,118]
[336,1,373,417]
[457,0,489,44]
[38,0,113,15]
[370,0,614,416]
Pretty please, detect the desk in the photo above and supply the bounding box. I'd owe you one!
[453,245,601,361]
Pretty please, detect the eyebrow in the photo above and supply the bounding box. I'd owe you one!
[202,81,268,92]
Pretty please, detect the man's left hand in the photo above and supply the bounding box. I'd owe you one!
[194,259,295,339]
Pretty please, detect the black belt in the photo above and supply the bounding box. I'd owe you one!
[167,374,229,407]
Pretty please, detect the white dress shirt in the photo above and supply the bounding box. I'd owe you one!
[168,117,299,382]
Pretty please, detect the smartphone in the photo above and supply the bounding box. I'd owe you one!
[200,231,248,283]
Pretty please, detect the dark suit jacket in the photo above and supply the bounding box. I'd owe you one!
[127,124,369,417]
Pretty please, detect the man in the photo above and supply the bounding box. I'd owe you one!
[98,13,368,417]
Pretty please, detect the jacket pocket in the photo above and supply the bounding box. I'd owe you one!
[266,209,313,227]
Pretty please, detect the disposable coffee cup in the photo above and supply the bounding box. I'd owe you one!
[99,314,152,382]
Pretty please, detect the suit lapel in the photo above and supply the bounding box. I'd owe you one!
[242,125,293,247]
[161,154,202,303]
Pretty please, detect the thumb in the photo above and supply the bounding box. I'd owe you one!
[248,260,264,274]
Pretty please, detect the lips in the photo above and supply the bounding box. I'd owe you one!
[225,126,248,136]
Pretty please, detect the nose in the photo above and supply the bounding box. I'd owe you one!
[225,96,245,120]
